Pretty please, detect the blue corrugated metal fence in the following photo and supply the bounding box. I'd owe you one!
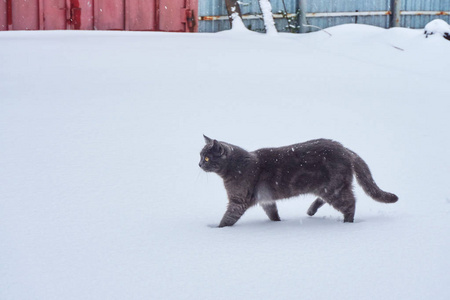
[198,0,450,33]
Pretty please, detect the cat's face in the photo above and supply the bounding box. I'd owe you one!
[199,136,227,173]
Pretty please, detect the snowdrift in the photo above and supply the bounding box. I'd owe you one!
[1,24,449,300]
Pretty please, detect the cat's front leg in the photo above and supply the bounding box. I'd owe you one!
[261,202,281,221]
[218,201,249,227]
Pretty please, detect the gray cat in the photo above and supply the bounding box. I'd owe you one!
[199,135,398,227]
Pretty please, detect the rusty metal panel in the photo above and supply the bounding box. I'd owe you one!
[10,0,39,30]
[94,0,125,30]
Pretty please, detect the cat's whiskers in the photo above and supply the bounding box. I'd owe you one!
[196,168,209,184]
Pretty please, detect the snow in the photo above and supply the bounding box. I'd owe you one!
[1,23,450,300]
[228,5,248,34]
[230,12,248,33]
[259,0,278,35]
[424,19,450,39]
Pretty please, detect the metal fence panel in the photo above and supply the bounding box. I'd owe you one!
[198,0,450,33]
[308,0,391,12]
[199,0,264,32]
[401,0,450,28]
[307,0,391,31]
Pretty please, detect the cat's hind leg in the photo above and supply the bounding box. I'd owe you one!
[261,202,281,221]
[307,198,326,216]
[321,185,356,223]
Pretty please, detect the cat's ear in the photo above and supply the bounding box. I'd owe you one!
[212,140,225,156]
[203,135,213,144]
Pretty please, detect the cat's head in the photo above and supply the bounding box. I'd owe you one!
[199,135,228,173]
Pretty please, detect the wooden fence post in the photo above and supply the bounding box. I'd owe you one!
[225,0,242,26]
[390,0,401,27]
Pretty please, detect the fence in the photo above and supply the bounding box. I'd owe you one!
[199,0,450,33]
[0,0,198,32]
[2,0,448,33]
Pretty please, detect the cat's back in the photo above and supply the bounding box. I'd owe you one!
[251,139,351,200]
[289,138,345,153]
[253,139,354,180]
[254,139,347,162]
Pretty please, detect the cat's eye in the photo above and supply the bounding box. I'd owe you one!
[205,157,209,162]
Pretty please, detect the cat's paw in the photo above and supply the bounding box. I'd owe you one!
[307,208,317,216]
[207,224,221,228]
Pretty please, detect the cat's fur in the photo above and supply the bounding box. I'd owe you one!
[199,135,398,227]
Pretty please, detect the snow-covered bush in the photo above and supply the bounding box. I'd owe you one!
[424,19,450,41]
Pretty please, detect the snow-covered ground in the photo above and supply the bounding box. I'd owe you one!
[1,23,449,300]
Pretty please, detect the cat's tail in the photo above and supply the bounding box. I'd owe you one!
[348,149,398,203]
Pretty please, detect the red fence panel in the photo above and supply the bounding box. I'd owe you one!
[72,0,94,30]
[42,0,66,30]
[0,0,198,32]
[1,0,7,30]
[10,0,39,30]
[38,0,94,30]
[94,0,125,30]
[159,0,184,32]
[126,0,157,31]
[159,0,198,32]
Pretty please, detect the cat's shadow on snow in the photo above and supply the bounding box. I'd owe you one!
[206,213,397,229]
[207,216,359,229]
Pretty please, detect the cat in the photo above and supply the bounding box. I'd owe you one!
[199,135,398,227]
